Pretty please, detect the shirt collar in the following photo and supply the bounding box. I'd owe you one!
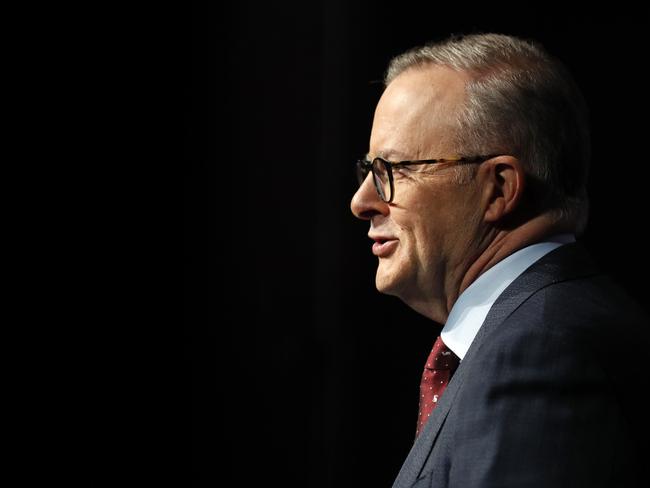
[441,234,576,360]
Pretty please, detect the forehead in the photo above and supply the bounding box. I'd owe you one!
[370,65,468,159]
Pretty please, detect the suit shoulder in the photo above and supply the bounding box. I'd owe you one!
[485,272,650,387]
[526,273,649,336]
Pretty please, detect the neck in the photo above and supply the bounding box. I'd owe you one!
[442,213,572,320]
[402,213,573,326]
[460,213,570,295]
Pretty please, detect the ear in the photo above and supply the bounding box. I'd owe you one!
[481,156,525,223]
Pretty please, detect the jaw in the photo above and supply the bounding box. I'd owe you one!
[375,241,475,325]
[375,254,449,323]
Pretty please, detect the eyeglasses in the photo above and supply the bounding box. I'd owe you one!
[356,154,497,203]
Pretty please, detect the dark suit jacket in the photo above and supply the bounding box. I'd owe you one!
[393,243,650,488]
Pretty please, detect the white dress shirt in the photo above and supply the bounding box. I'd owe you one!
[441,235,576,360]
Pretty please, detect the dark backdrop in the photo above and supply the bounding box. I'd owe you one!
[186,4,649,487]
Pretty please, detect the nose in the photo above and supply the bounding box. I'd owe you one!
[350,173,389,221]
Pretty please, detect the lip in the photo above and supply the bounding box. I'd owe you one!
[369,236,399,257]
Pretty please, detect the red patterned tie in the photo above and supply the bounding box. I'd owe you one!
[416,336,460,437]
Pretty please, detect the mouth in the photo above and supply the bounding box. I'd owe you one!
[370,236,399,257]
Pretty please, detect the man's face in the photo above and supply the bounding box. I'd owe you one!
[351,66,483,317]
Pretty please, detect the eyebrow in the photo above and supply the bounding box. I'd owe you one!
[366,149,411,161]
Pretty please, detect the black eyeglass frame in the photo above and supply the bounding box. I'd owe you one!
[356,154,499,203]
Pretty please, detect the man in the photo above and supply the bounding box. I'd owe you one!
[351,33,649,487]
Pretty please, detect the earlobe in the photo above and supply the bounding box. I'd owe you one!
[484,195,506,222]
[483,156,525,223]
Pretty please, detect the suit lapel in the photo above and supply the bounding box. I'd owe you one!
[392,243,599,488]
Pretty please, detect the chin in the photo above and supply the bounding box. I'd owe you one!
[375,265,405,297]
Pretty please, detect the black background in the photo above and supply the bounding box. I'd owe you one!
[186,3,649,487]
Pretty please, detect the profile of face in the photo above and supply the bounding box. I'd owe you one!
[350,66,485,319]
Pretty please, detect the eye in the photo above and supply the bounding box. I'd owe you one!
[393,164,415,178]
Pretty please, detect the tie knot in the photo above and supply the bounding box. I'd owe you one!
[424,336,459,371]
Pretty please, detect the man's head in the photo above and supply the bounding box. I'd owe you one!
[350,33,590,321]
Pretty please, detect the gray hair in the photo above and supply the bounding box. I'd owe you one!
[386,33,591,234]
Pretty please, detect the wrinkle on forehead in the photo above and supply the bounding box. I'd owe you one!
[369,65,469,160]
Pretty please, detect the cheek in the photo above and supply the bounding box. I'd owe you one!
[393,212,435,263]
[392,180,472,243]
[400,199,459,256]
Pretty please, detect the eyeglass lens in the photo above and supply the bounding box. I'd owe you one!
[372,159,390,201]
[357,159,391,202]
